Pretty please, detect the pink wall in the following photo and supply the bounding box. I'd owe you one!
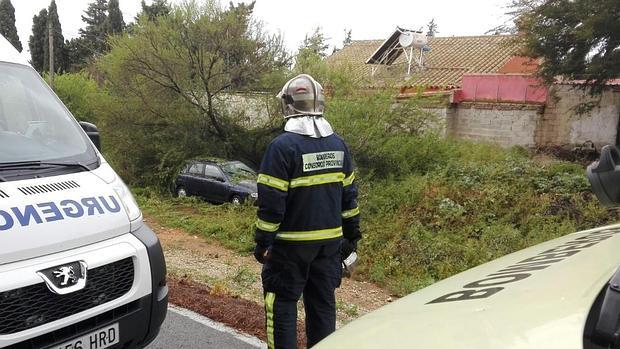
[453,74,548,104]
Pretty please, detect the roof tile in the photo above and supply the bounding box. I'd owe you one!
[327,35,520,88]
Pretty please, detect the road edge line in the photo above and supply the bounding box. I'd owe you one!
[169,304,266,348]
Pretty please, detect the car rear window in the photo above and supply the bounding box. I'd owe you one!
[188,163,204,175]
[205,164,223,179]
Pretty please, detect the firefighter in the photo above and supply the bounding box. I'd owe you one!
[254,74,361,349]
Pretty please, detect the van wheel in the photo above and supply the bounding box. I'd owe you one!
[176,187,187,198]
[231,195,242,205]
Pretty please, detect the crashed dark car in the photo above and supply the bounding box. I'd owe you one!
[174,159,258,204]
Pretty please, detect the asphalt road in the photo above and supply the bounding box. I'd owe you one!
[147,306,266,349]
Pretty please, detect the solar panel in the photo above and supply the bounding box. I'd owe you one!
[366,27,417,65]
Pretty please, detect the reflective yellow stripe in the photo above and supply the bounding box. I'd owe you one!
[265,292,275,349]
[289,172,345,188]
[343,172,355,186]
[276,227,343,241]
[256,218,280,232]
[257,174,289,192]
[342,207,360,219]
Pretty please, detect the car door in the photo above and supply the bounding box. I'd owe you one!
[184,162,206,196]
[201,164,230,202]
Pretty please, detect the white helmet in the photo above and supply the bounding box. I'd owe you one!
[277,74,325,118]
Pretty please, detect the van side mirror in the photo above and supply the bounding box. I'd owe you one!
[587,145,620,206]
[79,121,101,151]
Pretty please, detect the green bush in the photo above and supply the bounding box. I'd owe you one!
[53,72,223,188]
[328,90,450,178]
[53,73,110,123]
[357,146,617,295]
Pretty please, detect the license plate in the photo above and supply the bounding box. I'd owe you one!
[51,323,119,349]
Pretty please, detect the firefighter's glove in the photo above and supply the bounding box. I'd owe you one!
[254,244,271,264]
[341,239,357,261]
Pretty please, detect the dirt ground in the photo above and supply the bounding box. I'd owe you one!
[169,277,308,348]
[146,215,395,342]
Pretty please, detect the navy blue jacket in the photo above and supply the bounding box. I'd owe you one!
[255,132,360,246]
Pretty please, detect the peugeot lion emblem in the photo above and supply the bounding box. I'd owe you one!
[37,261,88,295]
[53,266,78,286]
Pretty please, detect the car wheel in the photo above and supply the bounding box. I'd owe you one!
[176,187,187,198]
[231,195,242,205]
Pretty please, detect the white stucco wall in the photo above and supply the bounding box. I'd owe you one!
[540,85,620,147]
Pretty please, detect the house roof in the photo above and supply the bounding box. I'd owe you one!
[326,35,521,89]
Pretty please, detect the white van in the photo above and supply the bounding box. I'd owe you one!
[0,36,167,349]
[316,146,620,349]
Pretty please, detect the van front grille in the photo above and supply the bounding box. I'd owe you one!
[0,190,8,198]
[6,300,140,349]
[0,258,134,335]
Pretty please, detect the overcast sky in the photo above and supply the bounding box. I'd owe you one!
[12,0,511,60]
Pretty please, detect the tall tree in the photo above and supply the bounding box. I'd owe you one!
[79,0,108,55]
[487,0,542,35]
[516,0,620,94]
[28,9,48,72]
[300,27,330,58]
[44,0,66,73]
[426,19,438,37]
[66,0,127,71]
[295,27,329,74]
[99,1,290,173]
[0,0,22,52]
[64,37,92,72]
[106,0,125,34]
[139,0,170,22]
[343,29,352,46]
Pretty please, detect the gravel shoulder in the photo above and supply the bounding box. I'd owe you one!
[146,215,395,332]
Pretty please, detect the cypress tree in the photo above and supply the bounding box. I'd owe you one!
[139,0,170,22]
[65,37,92,71]
[106,0,125,34]
[79,0,109,55]
[28,9,47,72]
[44,0,66,72]
[0,0,22,52]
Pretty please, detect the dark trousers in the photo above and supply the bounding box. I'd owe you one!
[262,240,342,349]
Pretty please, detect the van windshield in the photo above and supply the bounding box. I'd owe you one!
[0,63,97,166]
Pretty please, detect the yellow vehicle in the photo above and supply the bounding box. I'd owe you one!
[316,146,620,349]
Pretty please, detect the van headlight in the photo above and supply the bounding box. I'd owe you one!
[92,160,143,230]
[111,176,142,223]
